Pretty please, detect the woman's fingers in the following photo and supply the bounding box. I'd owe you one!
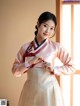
[43,62,51,67]
[43,62,54,74]
[32,56,44,64]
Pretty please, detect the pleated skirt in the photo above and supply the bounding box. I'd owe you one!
[18,67,64,106]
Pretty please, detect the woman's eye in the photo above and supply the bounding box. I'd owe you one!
[50,28,53,30]
[50,27,55,30]
[44,24,47,27]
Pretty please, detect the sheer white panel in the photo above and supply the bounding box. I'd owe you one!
[61,5,71,55]
[73,5,80,70]
[61,5,71,106]
[73,5,80,106]
[73,75,80,106]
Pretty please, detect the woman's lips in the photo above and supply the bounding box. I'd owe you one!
[43,33,48,36]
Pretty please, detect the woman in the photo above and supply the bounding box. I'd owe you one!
[12,11,76,106]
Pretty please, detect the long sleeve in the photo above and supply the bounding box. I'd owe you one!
[53,44,76,75]
[12,43,30,77]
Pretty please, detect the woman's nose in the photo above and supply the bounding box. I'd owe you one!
[45,28,50,33]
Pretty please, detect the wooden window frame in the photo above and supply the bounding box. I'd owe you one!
[56,1,80,106]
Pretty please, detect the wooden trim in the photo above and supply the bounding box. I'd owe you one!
[70,75,73,106]
[56,0,62,42]
[75,70,80,74]
[71,5,74,59]
[62,1,80,4]
[70,5,74,106]
[56,0,62,85]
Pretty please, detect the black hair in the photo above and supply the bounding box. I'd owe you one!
[35,11,57,36]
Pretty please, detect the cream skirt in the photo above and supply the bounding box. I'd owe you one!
[18,67,64,106]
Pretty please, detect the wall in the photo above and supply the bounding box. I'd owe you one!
[0,0,56,106]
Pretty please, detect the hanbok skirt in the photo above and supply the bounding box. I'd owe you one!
[18,67,64,106]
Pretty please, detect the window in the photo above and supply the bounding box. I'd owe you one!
[56,1,80,106]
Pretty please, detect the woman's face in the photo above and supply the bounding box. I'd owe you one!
[37,20,55,40]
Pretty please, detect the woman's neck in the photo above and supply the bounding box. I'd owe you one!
[36,35,45,45]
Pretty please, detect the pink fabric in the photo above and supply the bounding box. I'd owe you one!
[12,38,76,76]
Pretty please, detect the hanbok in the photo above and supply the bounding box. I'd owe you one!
[12,38,75,106]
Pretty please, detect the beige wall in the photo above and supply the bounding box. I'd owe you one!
[0,0,56,106]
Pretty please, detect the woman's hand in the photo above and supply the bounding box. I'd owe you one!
[43,61,54,74]
[28,56,44,66]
